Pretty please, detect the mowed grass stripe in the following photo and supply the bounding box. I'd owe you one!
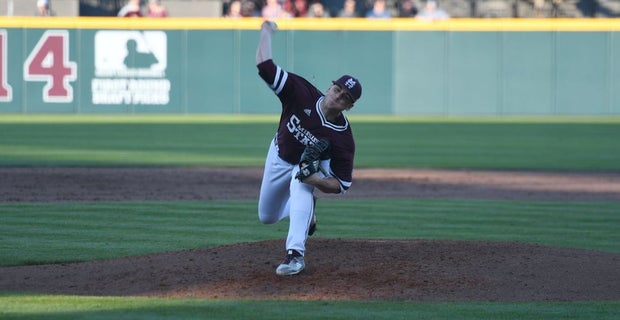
[1,120,620,170]
[0,123,273,166]
[317,199,620,252]
[353,122,620,170]
[0,201,265,265]
[0,295,619,320]
[1,199,618,266]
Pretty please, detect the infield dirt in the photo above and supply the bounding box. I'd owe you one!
[1,167,619,301]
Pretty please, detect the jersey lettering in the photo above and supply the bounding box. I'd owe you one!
[23,30,77,103]
[286,114,316,146]
[286,114,300,133]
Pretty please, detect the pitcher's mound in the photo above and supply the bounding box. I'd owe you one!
[1,239,618,301]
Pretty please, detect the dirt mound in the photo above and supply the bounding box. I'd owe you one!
[1,239,618,301]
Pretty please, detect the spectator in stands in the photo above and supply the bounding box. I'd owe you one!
[415,0,449,20]
[118,0,142,17]
[282,0,294,15]
[551,0,563,17]
[533,0,546,17]
[147,0,168,17]
[397,0,417,17]
[35,0,55,16]
[241,0,262,16]
[338,0,359,17]
[366,0,391,18]
[307,1,331,17]
[225,0,244,17]
[262,0,292,18]
[291,0,309,17]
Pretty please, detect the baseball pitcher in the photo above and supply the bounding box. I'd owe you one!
[256,20,362,275]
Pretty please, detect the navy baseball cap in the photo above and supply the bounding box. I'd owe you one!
[332,75,362,103]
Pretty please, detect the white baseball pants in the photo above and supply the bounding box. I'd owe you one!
[258,138,328,256]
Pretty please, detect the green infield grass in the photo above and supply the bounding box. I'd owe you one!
[1,199,619,267]
[1,295,619,320]
[1,115,618,319]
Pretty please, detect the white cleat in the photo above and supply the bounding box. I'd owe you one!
[276,250,305,276]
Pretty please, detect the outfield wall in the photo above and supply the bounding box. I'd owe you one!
[0,18,619,115]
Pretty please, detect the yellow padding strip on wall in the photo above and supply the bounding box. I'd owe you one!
[1,17,620,31]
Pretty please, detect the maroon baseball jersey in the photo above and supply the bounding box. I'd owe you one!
[258,59,355,190]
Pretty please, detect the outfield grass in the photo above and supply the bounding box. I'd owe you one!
[0,115,619,170]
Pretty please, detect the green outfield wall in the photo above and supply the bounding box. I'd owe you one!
[1,18,619,115]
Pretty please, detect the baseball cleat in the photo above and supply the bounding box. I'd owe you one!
[276,250,305,276]
[308,196,317,236]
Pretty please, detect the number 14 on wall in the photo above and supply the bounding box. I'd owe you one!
[0,29,77,103]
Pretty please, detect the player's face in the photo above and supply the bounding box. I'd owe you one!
[326,84,354,110]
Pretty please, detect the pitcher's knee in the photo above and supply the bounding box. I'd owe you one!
[258,212,278,224]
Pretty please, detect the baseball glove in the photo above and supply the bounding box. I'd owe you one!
[295,138,331,182]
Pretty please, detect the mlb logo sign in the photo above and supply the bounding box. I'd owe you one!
[91,30,170,105]
[94,31,167,77]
